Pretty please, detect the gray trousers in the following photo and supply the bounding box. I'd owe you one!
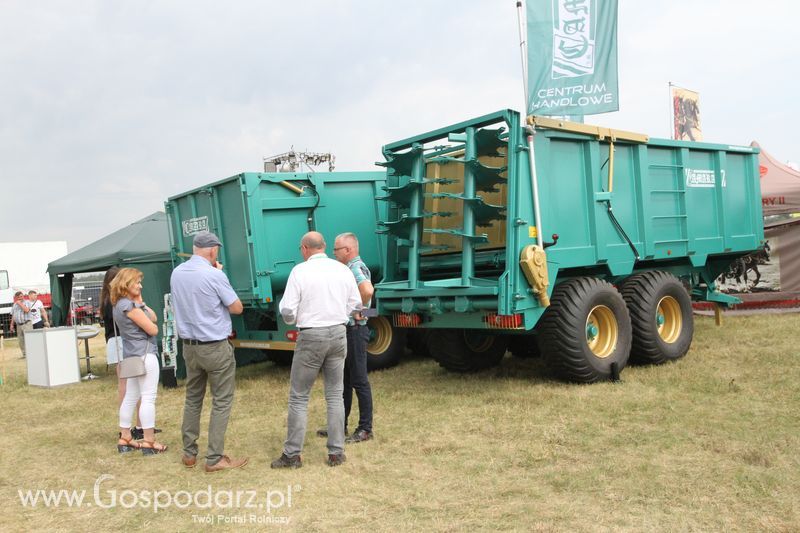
[181,340,236,466]
[283,324,347,457]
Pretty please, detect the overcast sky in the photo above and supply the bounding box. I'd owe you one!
[2,1,798,253]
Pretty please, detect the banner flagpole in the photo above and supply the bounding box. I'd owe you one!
[516,0,544,249]
[516,0,529,112]
[668,81,674,139]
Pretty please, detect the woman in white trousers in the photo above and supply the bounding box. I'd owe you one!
[110,268,167,455]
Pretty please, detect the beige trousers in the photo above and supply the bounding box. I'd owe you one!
[16,321,33,356]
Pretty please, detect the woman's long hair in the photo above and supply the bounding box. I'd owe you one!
[109,268,143,305]
[99,266,120,311]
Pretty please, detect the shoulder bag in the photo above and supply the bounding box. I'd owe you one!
[113,313,146,378]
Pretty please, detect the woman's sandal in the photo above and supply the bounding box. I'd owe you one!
[118,435,141,454]
[140,440,168,456]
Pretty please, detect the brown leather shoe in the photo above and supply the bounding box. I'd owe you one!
[204,455,248,473]
[345,429,373,443]
[270,453,302,469]
[181,455,197,468]
[326,453,346,467]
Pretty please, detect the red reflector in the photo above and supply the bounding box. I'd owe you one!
[286,330,299,342]
[484,313,523,329]
[393,313,421,327]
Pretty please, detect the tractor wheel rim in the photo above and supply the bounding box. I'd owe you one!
[656,296,682,343]
[585,305,618,358]
[367,317,392,355]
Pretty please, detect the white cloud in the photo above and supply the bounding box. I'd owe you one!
[0,1,797,252]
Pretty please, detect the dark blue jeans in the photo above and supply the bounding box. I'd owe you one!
[344,325,373,433]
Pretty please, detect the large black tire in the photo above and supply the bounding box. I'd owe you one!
[366,316,406,371]
[265,349,293,367]
[406,329,432,357]
[538,277,632,383]
[427,329,508,373]
[621,271,694,365]
[509,334,541,358]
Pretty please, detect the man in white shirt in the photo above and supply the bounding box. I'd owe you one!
[28,291,50,329]
[271,231,362,469]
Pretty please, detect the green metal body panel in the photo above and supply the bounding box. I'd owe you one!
[375,110,764,331]
[163,111,763,344]
[165,171,387,347]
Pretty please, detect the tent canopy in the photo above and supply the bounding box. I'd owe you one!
[753,141,800,220]
[48,212,171,275]
[748,142,800,293]
[47,212,173,328]
[44,210,264,379]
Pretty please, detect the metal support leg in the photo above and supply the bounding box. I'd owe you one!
[408,143,425,288]
[462,126,477,285]
[82,337,97,381]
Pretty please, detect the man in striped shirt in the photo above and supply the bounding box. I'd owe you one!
[333,232,375,444]
[10,291,31,358]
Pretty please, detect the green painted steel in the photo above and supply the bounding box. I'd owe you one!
[375,110,764,330]
[163,111,763,344]
[165,171,386,345]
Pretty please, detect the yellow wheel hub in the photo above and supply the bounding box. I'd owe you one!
[656,296,682,343]
[367,316,392,355]
[585,305,618,358]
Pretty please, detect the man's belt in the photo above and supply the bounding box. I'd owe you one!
[183,338,226,346]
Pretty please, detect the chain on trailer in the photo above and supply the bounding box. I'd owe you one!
[160,293,178,376]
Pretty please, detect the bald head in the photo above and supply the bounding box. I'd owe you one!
[302,231,326,250]
[300,231,326,260]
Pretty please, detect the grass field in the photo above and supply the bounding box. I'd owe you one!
[0,313,798,532]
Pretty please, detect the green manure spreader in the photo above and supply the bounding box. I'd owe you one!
[165,170,388,369]
[166,109,763,382]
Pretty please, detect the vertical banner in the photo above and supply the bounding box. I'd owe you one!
[526,0,619,117]
[671,86,702,141]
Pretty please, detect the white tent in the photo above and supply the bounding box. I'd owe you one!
[753,142,800,292]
